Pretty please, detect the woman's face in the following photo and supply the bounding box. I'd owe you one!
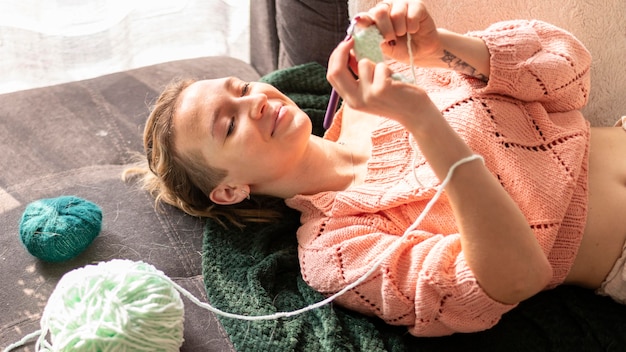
[172,77,313,200]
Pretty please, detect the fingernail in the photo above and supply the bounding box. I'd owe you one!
[354,16,361,22]
[344,34,352,41]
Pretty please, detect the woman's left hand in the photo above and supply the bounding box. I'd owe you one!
[355,0,441,66]
[350,0,490,80]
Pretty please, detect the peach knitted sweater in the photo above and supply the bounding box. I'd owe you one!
[285,20,591,337]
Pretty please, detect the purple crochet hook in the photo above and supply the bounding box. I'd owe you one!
[323,88,340,130]
[324,18,360,130]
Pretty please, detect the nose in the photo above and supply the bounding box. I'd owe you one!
[244,93,267,120]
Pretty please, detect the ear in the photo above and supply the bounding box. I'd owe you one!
[209,184,250,205]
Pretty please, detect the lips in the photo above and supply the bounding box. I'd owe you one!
[271,104,284,136]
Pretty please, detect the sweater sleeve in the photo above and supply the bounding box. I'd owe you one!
[468,20,591,113]
[295,211,517,337]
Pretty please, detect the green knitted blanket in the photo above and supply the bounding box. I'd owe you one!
[202,63,626,352]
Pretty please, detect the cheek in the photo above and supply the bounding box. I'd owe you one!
[281,110,313,144]
[238,141,291,176]
[234,112,311,178]
[232,150,286,185]
[234,142,276,171]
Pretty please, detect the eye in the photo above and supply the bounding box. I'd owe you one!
[241,82,250,96]
[226,117,235,137]
[225,82,249,139]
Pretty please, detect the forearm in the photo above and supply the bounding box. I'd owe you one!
[410,118,552,304]
[416,29,490,81]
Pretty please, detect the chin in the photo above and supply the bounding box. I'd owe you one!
[290,109,313,134]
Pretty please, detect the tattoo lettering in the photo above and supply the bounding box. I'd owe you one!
[441,49,488,82]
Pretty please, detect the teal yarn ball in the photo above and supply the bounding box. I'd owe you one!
[39,259,185,351]
[19,196,103,262]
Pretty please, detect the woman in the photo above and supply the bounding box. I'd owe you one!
[128,0,626,337]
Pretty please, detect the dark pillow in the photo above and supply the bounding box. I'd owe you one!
[276,0,350,69]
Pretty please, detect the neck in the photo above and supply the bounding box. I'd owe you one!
[259,136,359,199]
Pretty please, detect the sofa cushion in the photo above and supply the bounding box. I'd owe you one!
[250,0,350,75]
[276,0,350,69]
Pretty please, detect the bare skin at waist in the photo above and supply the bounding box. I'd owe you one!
[566,126,626,288]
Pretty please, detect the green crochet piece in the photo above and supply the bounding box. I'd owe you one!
[353,25,410,82]
[353,25,386,63]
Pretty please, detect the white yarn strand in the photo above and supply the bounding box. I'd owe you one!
[2,330,44,352]
[169,154,484,321]
[3,154,484,352]
[406,31,418,83]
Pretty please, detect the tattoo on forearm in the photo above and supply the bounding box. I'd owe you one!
[441,49,488,82]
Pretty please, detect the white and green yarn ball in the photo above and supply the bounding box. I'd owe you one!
[37,259,184,352]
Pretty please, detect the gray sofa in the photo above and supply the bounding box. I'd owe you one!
[0,1,349,350]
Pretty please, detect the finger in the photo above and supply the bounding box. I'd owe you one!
[365,4,396,44]
[373,62,393,85]
[377,0,393,12]
[327,39,360,97]
[370,1,415,45]
[349,59,376,108]
[327,38,353,78]
[388,1,408,38]
[348,54,359,77]
[406,1,425,33]
[351,12,375,29]
[357,61,395,110]
[357,58,377,85]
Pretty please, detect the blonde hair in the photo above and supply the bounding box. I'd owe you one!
[123,78,282,228]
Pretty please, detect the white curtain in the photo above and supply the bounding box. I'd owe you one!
[0,0,250,94]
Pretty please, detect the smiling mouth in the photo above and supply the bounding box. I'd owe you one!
[271,105,283,136]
